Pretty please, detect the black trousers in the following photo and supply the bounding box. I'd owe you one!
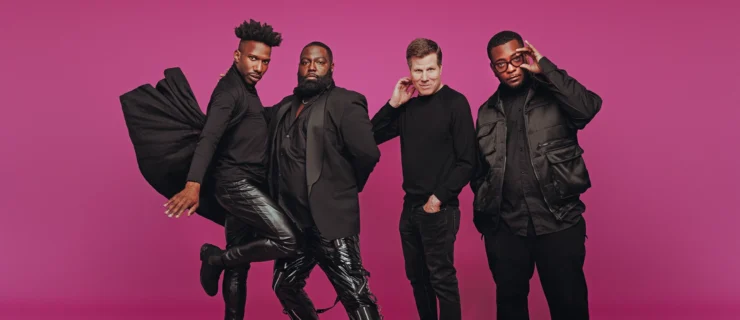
[400,204,461,320]
[484,216,588,320]
[216,178,299,320]
[272,226,382,320]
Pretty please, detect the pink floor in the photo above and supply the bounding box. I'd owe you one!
[2,302,737,319]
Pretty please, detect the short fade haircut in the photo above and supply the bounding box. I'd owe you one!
[406,38,442,67]
[302,41,334,63]
[234,19,283,47]
[486,30,523,61]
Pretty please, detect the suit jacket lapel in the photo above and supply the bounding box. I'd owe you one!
[306,90,330,197]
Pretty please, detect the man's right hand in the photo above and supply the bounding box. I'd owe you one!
[164,181,201,218]
[389,77,415,108]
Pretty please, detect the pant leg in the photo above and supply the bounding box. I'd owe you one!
[222,214,252,320]
[314,231,382,320]
[400,206,437,320]
[484,222,536,320]
[417,206,462,320]
[215,179,299,267]
[272,229,320,320]
[534,217,589,320]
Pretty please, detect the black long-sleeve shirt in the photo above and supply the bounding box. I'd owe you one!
[276,101,315,229]
[372,85,477,207]
[186,64,269,186]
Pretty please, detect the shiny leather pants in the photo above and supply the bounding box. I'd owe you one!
[272,227,382,320]
[217,179,299,320]
[400,205,462,320]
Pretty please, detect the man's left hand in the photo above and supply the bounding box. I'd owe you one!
[516,40,544,74]
[423,195,442,213]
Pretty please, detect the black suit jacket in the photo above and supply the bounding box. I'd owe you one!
[267,86,380,240]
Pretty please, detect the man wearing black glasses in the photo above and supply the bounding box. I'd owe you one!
[471,30,602,320]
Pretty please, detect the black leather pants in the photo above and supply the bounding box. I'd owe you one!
[400,205,462,320]
[217,179,299,320]
[272,227,382,320]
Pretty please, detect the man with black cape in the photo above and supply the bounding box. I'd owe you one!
[119,19,299,320]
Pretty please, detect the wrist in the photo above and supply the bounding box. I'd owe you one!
[186,181,201,190]
[388,99,400,108]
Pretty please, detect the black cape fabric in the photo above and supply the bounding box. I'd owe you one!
[120,67,233,226]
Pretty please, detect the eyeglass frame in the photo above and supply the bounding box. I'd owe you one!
[491,52,526,73]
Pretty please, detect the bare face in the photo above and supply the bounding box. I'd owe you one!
[234,40,272,85]
[409,53,442,96]
[489,40,527,88]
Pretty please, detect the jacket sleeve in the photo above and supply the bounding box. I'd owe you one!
[536,57,603,129]
[340,93,381,192]
[469,116,489,195]
[433,95,477,204]
[186,89,236,184]
[370,101,401,145]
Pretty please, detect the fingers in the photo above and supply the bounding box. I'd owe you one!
[515,47,533,55]
[396,77,412,89]
[165,194,192,218]
[524,40,538,54]
[173,199,192,218]
[406,85,416,95]
[169,197,185,218]
[422,201,441,214]
[164,196,177,216]
[186,203,199,217]
[519,63,533,71]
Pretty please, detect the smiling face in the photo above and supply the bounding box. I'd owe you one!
[489,39,527,89]
[409,53,442,96]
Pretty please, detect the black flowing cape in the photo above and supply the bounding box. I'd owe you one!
[119,68,229,226]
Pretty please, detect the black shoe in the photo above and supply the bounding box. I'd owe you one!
[199,243,224,297]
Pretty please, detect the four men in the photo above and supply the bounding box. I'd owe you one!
[124,19,602,320]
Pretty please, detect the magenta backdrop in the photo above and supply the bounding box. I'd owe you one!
[1,0,739,319]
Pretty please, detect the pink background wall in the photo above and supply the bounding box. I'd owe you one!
[1,0,738,319]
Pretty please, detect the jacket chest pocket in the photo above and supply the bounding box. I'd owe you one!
[544,142,591,199]
[476,121,500,156]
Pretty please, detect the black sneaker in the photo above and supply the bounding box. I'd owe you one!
[199,243,224,297]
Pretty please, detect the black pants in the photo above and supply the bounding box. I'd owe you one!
[484,217,588,320]
[400,204,461,320]
[272,226,382,320]
[216,179,299,320]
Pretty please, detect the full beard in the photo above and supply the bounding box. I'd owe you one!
[294,71,334,99]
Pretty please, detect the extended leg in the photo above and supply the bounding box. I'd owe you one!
[212,179,299,267]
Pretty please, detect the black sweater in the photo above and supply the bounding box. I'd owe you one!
[371,85,477,207]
